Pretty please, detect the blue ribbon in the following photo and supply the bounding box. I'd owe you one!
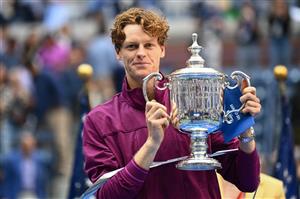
[220,79,255,143]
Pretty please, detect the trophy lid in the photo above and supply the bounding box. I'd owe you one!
[170,33,222,77]
[187,33,204,68]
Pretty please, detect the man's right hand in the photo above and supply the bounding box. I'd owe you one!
[145,100,170,146]
[133,100,170,170]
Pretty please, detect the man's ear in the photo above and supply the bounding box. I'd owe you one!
[160,46,165,58]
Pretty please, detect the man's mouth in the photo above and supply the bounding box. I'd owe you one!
[133,62,150,66]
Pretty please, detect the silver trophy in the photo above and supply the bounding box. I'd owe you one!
[143,33,250,171]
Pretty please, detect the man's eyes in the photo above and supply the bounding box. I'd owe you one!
[125,44,138,49]
[124,43,155,50]
[145,43,154,48]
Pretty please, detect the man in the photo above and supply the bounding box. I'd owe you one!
[83,7,261,199]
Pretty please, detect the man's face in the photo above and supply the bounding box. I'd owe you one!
[116,24,165,89]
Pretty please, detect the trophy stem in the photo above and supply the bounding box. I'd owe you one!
[176,128,222,171]
[191,130,208,159]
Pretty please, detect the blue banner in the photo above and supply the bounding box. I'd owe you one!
[274,95,299,199]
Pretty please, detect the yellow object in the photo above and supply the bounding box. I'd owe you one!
[217,173,285,199]
[274,65,288,81]
[77,64,93,79]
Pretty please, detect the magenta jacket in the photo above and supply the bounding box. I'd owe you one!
[83,78,260,199]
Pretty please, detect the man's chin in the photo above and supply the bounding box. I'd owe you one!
[138,71,155,79]
[131,69,159,81]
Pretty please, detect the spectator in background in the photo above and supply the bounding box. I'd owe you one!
[42,0,72,32]
[37,34,70,75]
[1,132,52,199]
[0,64,33,155]
[0,64,14,154]
[235,1,260,71]
[6,66,33,128]
[192,1,224,70]
[24,59,72,198]
[59,42,85,120]
[23,59,63,132]
[12,0,44,22]
[86,11,121,103]
[54,24,73,49]
[0,23,7,55]
[21,31,41,68]
[0,0,43,23]
[86,1,121,19]
[1,37,21,69]
[268,0,291,68]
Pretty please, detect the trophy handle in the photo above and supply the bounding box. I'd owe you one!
[142,72,168,102]
[223,71,251,124]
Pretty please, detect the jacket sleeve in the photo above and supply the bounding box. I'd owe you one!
[83,115,148,199]
[212,132,260,192]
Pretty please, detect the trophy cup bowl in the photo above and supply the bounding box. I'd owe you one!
[143,33,250,171]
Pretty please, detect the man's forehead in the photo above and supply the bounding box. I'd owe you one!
[123,25,157,40]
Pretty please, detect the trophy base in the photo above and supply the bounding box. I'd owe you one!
[176,156,221,171]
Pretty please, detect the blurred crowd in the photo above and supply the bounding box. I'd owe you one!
[0,0,300,198]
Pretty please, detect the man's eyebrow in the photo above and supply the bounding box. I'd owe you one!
[123,41,138,45]
[123,38,156,45]
[144,38,157,43]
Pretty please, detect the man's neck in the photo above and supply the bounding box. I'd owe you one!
[127,77,155,100]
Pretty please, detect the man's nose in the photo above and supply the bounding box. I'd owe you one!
[136,46,146,58]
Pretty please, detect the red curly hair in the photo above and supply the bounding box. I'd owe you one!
[111,7,169,53]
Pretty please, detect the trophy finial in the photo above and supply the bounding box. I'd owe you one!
[187,33,205,68]
[192,33,197,43]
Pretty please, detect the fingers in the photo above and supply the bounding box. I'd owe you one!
[148,107,170,121]
[241,79,249,90]
[146,100,170,125]
[146,100,168,117]
[241,100,261,116]
[170,111,179,129]
[171,117,179,129]
[155,117,170,129]
[240,92,260,104]
[240,86,261,117]
[241,86,256,95]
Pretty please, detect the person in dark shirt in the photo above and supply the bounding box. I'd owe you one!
[24,59,73,182]
[268,0,291,67]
